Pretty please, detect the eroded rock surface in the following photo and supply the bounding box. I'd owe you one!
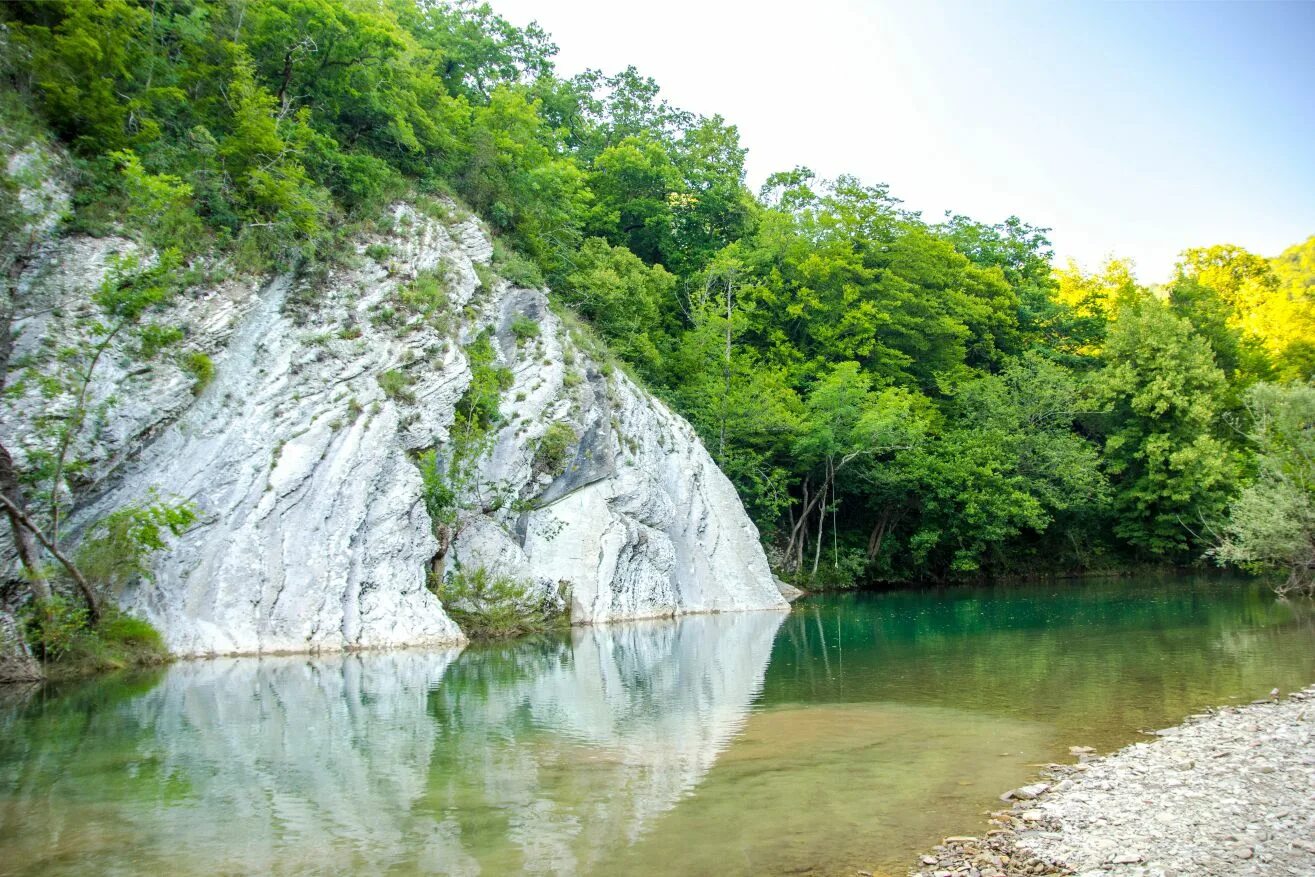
[2,201,784,654]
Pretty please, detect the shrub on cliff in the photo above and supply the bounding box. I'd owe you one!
[434,566,568,639]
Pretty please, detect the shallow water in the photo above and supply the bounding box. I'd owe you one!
[1,575,1313,876]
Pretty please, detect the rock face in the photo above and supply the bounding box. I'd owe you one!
[2,201,785,655]
[0,610,41,683]
[455,282,784,624]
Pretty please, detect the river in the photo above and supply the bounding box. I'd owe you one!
[1,575,1312,876]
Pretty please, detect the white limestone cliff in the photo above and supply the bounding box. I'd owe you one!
[2,198,786,655]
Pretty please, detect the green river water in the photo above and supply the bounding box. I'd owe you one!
[2,575,1313,876]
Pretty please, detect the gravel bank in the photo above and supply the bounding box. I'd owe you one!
[909,686,1315,877]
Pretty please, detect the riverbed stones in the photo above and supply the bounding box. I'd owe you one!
[1002,783,1049,802]
[909,686,1315,877]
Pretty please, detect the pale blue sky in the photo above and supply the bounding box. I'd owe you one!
[491,0,1315,282]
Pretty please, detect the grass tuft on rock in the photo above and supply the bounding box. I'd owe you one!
[434,566,568,639]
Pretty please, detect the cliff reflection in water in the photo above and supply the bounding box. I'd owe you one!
[0,608,787,876]
[4,577,1314,877]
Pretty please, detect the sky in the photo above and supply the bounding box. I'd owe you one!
[488,0,1315,283]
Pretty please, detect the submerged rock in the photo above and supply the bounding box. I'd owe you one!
[774,577,805,602]
[2,200,785,655]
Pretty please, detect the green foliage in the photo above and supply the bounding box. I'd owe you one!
[137,323,184,359]
[491,240,545,288]
[875,355,1106,578]
[396,270,450,324]
[20,491,186,674]
[559,237,674,374]
[96,611,165,653]
[533,422,577,477]
[180,351,214,393]
[74,498,198,596]
[417,447,458,535]
[461,87,589,268]
[111,150,205,254]
[509,313,540,344]
[377,369,416,404]
[1215,383,1315,592]
[473,261,496,294]
[21,597,167,674]
[20,595,87,662]
[1093,297,1237,557]
[414,418,495,564]
[435,566,567,638]
[94,249,181,322]
[455,330,513,430]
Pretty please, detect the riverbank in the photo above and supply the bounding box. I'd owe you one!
[909,685,1315,877]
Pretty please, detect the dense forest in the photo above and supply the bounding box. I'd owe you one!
[3,0,1315,594]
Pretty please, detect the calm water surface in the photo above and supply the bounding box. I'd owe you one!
[2,576,1313,876]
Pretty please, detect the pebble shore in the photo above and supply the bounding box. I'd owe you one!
[908,685,1315,877]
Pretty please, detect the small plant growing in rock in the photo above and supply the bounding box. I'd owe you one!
[138,323,184,359]
[364,243,392,262]
[533,422,577,478]
[181,351,214,393]
[510,314,540,345]
[397,268,450,324]
[414,195,451,223]
[377,369,416,404]
[434,565,567,638]
[473,262,496,294]
[455,331,513,428]
[491,240,544,289]
[370,305,403,329]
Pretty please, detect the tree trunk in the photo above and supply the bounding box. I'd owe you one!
[0,493,100,624]
[784,479,804,571]
[0,442,48,601]
[811,472,827,577]
[718,275,733,464]
[786,477,832,573]
[867,508,891,562]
